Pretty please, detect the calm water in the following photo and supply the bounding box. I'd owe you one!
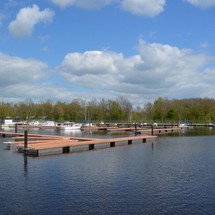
[1,127,215,214]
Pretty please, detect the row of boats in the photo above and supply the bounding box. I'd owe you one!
[0,119,84,130]
[1,119,214,130]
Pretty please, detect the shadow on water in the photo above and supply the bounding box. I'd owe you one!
[23,154,28,177]
[158,127,215,137]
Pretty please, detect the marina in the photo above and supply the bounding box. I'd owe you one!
[0,125,187,156]
[1,127,215,214]
[1,1,215,214]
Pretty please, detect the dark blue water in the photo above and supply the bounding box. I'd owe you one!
[1,127,215,214]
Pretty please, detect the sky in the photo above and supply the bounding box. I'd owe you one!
[1,0,215,107]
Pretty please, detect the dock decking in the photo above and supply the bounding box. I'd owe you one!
[0,126,186,157]
[1,131,156,156]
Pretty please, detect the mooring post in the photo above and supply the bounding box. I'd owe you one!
[15,123,18,133]
[110,142,115,147]
[89,144,94,150]
[134,123,137,136]
[151,125,154,136]
[24,130,28,152]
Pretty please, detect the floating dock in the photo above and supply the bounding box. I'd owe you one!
[0,126,186,157]
[1,131,156,157]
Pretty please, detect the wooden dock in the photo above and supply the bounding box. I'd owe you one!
[0,126,186,157]
[99,126,184,136]
[1,131,156,157]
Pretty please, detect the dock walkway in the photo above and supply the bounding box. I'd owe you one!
[1,131,156,157]
[0,126,185,157]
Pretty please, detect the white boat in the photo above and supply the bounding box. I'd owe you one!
[60,122,82,130]
[179,123,188,128]
[39,121,56,127]
[208,123,214,128]
[29,121,40,126]
[1,119,16,128]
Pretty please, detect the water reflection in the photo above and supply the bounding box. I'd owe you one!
[151,142,154,151]
[62,129,82,136]
[1,127,215,214]
[23,154,28,177]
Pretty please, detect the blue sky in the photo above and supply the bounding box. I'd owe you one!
[1,0,215,106]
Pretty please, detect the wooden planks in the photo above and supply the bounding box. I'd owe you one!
[0,130,165,156]
[13,135,155,150]
[2,132,156,156]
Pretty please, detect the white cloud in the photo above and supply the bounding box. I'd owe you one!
[60,50,126,89]
[49,0,215,18]
[135,41,211,97]
[0,52,48,86]
[186,0,215,8]
[0,52,52,101]
[1,41,215,105]
[0,52,96,103]
[59,40,215,104]
[50,0,113,9]
[121,0,166,17]
[51,0,166,17]
[8,4,55,37]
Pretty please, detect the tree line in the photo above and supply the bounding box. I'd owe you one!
[0,97,215,123]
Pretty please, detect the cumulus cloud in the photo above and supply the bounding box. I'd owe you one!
[185,0,215,8]
[50,0,113,9]
[135,41,210,97]
[51,0,166,17]
[50,0,215,17]
[0,52,52,101]
[121,0,166,16]
[0,83,76,102]
[60,50,125,89]
[59,40,214,102]
[0,52,48,86]
[8,4,55,37]
[0,52,93,102]
[49,0,215,18]
[1,41,215,105]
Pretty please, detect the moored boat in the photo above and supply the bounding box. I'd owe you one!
[0,119,16,128]
[208,123,214,128]
[39,121,56,127]
[60,121,82,130]
[179,123,188,128]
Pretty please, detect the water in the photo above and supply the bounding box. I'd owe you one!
[1,127,215,214]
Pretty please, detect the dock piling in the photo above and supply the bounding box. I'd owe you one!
[63,146,70,153]
[151,125,154,135]
[110,142,115,147]
[89,144,94,150]
[24,130,28,152]
[15,123,18,133]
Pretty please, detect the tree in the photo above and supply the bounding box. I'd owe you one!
[116,96,133,122]
[167,108,179,121]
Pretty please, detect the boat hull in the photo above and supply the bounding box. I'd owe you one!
[60,124,82,130]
